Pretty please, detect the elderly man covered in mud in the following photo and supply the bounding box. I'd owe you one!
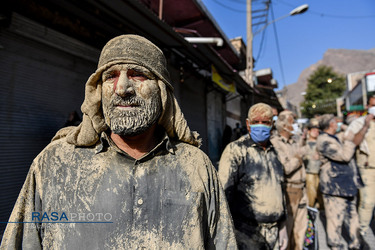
[1,35,237,249]
[219,103,288,250]
[271,110,307,250]
[317,114,368,250]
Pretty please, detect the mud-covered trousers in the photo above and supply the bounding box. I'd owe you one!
[235,221,279,250]
[323,194,361,249]
[285,186,308,250]
[306,173,324,210]
[358,168,375,235]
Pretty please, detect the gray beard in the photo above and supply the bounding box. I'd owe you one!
[104,94,161,136]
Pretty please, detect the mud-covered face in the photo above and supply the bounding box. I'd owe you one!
[101,63,162,136]
[309,127,320,139]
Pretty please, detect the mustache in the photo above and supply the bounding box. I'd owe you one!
[110,95,145,107]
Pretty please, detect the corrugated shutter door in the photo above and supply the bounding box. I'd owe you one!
[0,14,99,235]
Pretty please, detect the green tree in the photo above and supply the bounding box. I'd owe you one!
[301,65,346,118]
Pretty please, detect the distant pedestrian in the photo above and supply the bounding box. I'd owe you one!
[232,122,242,141]
[222,124,232,152]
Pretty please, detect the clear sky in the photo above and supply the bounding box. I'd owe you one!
[201,0,375,90]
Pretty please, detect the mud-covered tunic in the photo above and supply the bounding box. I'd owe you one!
[218,134,286,226]
[316,132,363,197]
[1,133,237,249]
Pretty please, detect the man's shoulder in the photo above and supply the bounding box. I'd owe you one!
[229,134,251,148]
[316,133,334,147]
[34,138,95,164]
[270,133,281,141]
[173,141,210,160]
[172,141,217,187]
[316,132,328,141]
[270,134,285,147]
[38,138,72,154]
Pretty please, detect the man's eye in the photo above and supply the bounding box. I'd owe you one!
[103,71,119,81]
[134,73,147,78]
[131,72,151,81]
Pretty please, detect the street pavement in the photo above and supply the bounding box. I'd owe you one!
[314,210,375,249]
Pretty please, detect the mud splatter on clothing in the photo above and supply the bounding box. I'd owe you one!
[271,134,307,250]
[316,132,363,197]
[218,134,286,249]
[316,132,363,249]
[1,132,237,249]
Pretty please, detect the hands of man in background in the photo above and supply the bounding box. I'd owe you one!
[279,220,288,250]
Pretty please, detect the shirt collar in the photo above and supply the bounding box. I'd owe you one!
[95,129,176,158]
[323,132,340,143]
[279,134,294,144]
[247,134,273,151]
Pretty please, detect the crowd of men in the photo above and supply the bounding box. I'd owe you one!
[1,34,375,250]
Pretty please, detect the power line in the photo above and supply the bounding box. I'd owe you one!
[211,0,270,14]
[254,25,267,62]
[308,10,375,19]
[253,3,270,62]
[270,2,286,88]
[277,0,375,19]
[211,0,247,12]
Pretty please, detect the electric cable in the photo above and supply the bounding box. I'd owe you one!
[270,2,286,88]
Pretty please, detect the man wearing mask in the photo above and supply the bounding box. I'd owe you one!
[302,118,323,209]
[1,35,237,249]
[345,95,375,237]
[219,103,288,250]
[271,110,307,250]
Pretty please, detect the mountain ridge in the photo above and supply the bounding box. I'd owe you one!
[281,48,375,111]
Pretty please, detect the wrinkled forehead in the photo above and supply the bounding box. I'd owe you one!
[103,63,154,75]
[250,112,272,121]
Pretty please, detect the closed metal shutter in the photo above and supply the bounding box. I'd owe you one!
[0,13,99,235]
[175,73,208,153]
[207,90,225,167]
[166,64,209,154]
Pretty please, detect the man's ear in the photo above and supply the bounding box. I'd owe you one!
[246,119,250,133]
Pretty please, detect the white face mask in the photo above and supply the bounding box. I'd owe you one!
[292,123,299,134]
[369,106,375,116]
[284,126,296,135]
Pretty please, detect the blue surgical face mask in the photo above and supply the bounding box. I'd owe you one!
[250,124,272,143]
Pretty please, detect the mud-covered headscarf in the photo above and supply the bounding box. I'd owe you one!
[53,34,201,147]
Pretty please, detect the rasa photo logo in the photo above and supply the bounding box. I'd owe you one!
[31,211,113,223]
[2,211,113,224]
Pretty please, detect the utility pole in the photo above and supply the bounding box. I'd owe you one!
[246,0,253,87]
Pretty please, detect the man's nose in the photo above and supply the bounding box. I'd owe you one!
[115,71,135,97]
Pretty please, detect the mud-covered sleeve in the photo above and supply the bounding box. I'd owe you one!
[203,154,238,250]
[345,117,364,136]
[316,136,356,163]
[271,138,302,176]
[0,161,42,250]
[218,143,240,203]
